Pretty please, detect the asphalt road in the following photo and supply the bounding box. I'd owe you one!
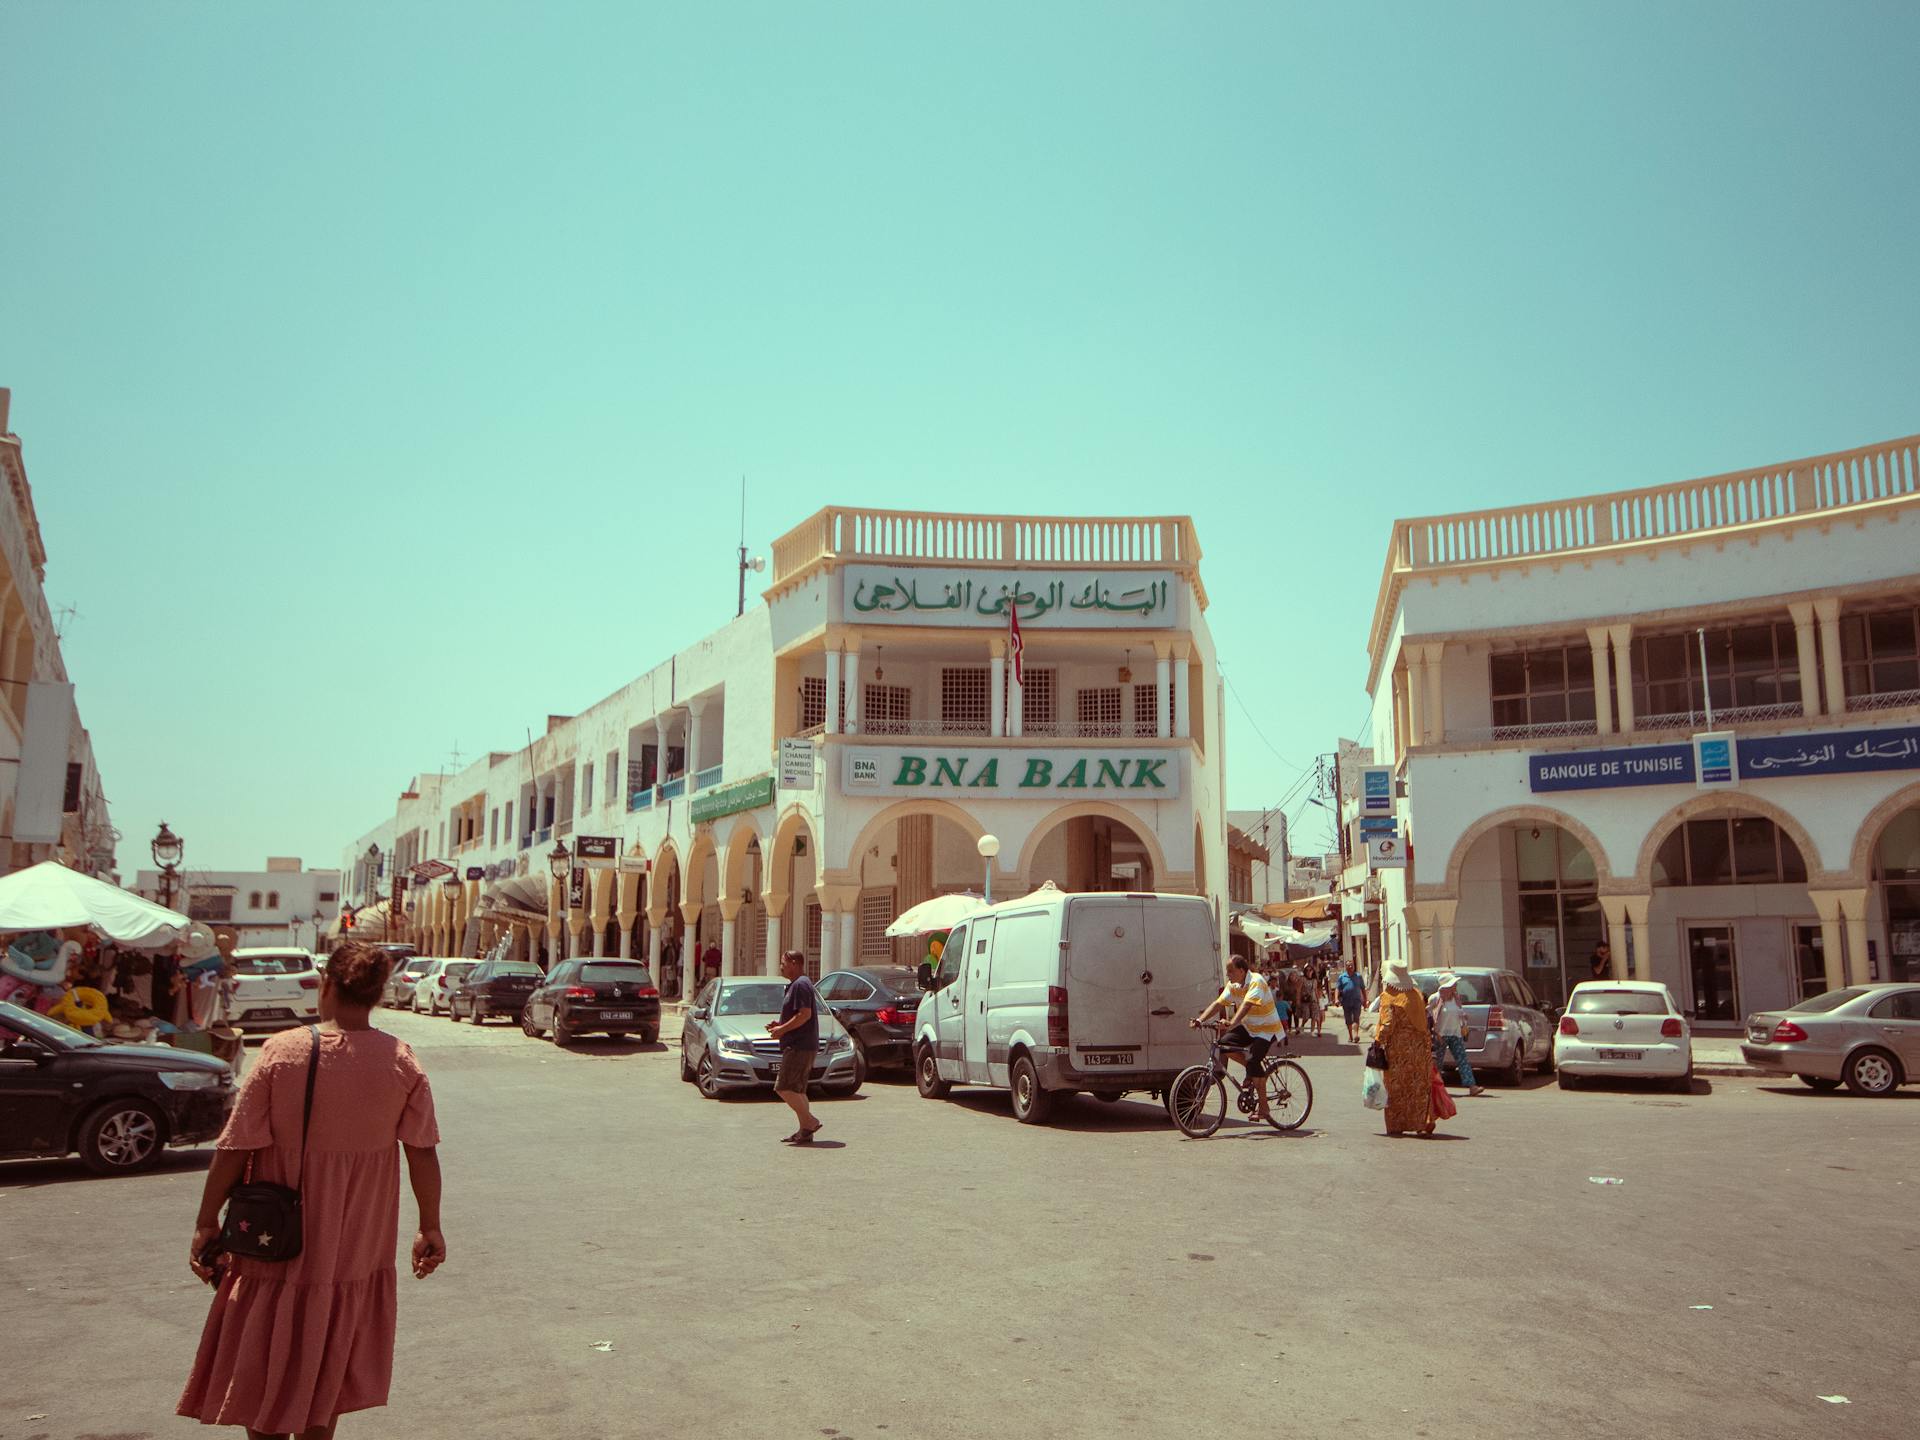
[6,1010,1916,1440]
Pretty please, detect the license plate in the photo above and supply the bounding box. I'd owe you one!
[602,1011,634,1021]
[1597,1048,1642,1061]
[1081,1052,1135,1067]
[249,1007,292,1019]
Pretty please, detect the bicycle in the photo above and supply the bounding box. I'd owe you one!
[1167,1024,1313,1138]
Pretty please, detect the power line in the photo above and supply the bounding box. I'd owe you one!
[1221,668,1309,778]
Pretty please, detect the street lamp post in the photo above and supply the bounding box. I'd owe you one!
[443,876,463,956]
[977,833,1000,905]
[152,821,184,911]
[549,840,573,960]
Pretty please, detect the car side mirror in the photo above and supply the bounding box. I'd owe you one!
[691,1007,708,1021]
[916,962,934,989]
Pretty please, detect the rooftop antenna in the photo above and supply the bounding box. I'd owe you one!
[737,476,765,617]
[52,603,80,640]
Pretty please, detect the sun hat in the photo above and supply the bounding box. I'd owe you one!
[1384,960,1415,989]
[1437,972,1459,989]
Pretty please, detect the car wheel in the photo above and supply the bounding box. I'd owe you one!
[640,1026,659,1045]
[696,1053,719,1098]
[521,1008,541,1038]
[1557,1070,1579,1090]
[469,1003,486,1025]
[1844,1047,1902,1096]
[446,999,460,1021]
[551,1017,573,1047]
[1501,1045,1526,1087]
[1009,1053,1053,1125]
[79,1099,165,1175]
[916,1043,951,1098]
[1797,1074,1841,1092]
[1670,1065,1695,1094]
[680,1047,695,1082]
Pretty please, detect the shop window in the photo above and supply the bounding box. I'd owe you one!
[1634,621,1802,721]
[1841,604,1920,702]
[942,667,990,733]
[858,888,895,961]
[863,683,912,734]
[1489,644,1595,731]
[1134,682,1159,735]
[1077,687,1122,737]
[1652,816,1806,886]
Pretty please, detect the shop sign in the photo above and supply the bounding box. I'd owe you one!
[617,854,651,875]
[575,835,620,866]
[1358,815,1398,835]
[1739,724,1920,778]
[779,737,816,789]
[841,745,1182,798]
[1529,743,1695,793]
[691,773,777,824]
[844,565,1177,629]
[567,866,587,909]
[1693,732,1737,788]
[1365,834,1405,870]
[410,858,455,883]
[464,866,485,881]
[1531,723,1920,794]
[1361,765,1394,817]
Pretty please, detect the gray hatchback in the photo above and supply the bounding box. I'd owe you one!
[1740,984,1920,1095]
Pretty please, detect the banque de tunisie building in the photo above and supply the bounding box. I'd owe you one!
[1361,431,1920,1030]
[341,507,1224,998]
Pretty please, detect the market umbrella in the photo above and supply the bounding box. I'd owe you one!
[0,860,189,948]
[884,892,986,938]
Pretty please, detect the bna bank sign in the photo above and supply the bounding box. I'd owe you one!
[843,746,1182,798]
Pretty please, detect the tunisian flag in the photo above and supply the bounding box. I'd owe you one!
[1008,598,1024,684]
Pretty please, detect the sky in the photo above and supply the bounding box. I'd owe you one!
[3,1,1918,878]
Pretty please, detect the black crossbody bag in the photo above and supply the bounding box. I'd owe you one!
[220,1024,320,1262]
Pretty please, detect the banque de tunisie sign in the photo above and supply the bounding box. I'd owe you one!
[843,565,1177,628]
[844,746,1183,798]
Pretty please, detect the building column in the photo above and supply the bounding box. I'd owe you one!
[989,638,1007,738]
[1622,894,1651,980]
[824,647,843,735]
[1608,624,1635,733]
[1426,897,1459,972]
[1172,640,1192,739]
[1154,641,1172,739]
[1587,627,1615,734]
[1404,656,1427,751]
[1423,643,1448,744]
[817,910,838,972]
[719,897,741,978]
[686,697,707,789]
[843,642,862,735]
[1403,901,1431,969]
[1598,894,1643,979]
[839,900,857,971]
[1788,600,1823,718]
[1809,889,1850,994]
[615,871,638,959]
[679,899,705,990]
[764,890,787,966]
[646,921,665,991]
[1813,597,1846,717]
[1837,886,1873,986]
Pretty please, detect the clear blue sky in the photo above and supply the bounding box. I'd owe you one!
[3,2,1916,876]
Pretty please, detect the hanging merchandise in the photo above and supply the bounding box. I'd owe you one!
[924,929,950,977]
[49,985,111,1031]
[0,933,79,1013]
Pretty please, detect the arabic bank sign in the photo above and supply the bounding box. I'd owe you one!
[844,565,1178,629]
[1529,724,1920,793]
[843,745,1182,798]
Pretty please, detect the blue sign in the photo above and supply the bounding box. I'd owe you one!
[1695,733,1736,786]
[1362,765,1394,816]
[1358,816,1399,834]
[1529,743,1694,793]
[1740,725,1920,779]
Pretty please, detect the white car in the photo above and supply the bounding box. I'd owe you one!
[410,959,476,1015]
[227,948,322,1033]
[1554,980,1692,1091]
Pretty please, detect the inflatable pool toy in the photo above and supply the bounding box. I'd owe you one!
[48,985,110,1029]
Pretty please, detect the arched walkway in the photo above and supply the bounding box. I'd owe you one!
[1017,801,1170,893]
[839,799,988,878]
[1849,780,1920,882]
[1441,804,1615,895]
[1632,791,1825,886]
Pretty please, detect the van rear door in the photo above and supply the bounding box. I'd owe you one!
[1142,897,1220,1072]
[1063,897,1149,1070]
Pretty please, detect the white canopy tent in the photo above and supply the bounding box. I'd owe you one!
[0,861,190,949]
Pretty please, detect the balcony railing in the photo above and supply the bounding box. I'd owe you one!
[1393,433,1920,573]
[537,826,552,843]
[694,764,724,791]
[628,790,654,812]
[1846,687,1920,714]
[1637,703,1806,731]
[657,776,686,801]
[1451,719,1601,744]
[823,718,1174,741]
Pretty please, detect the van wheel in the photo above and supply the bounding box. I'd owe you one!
[915,1044,951,1099]
[1009,1054,1053,1124]
[1090,1090,1124,1103]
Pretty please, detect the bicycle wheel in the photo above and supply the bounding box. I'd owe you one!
[1168,1065,1225,1138]
[1259,1060,1313,1131]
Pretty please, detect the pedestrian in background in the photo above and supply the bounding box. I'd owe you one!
[178,940,446,1439]
[1374,960,1435,1136]
[765,949,823,1145]
[1337,960,1367,1043]
[1589,942,1613,982]
[1428,972,1486,1097]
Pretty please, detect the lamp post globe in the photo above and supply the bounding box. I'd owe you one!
[548,840,573,882]
[152,821,183,870]
[977,833,1000,903]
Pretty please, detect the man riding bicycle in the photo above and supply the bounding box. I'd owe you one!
[1191,955,1284,1122]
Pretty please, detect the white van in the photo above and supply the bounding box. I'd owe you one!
[911,885,1221,1123]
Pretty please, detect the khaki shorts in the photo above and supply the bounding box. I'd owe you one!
[775,1046,817,1092]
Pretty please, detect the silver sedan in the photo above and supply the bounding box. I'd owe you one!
[679,977,861,1098]
[1740,984,1920,1096]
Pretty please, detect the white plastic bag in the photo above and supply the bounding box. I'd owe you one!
[1361,1064,1388,1111]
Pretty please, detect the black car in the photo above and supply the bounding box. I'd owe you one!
[523,959,661,1045]
[450,959,543,1025]
[817,966,923,1072]
[0,1001,235,1175]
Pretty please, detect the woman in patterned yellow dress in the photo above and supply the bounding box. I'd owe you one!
[1375,961,1435,1136]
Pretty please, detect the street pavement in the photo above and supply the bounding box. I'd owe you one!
[6,1009,1917,1440]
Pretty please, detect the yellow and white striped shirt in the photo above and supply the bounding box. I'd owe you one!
[1218,971,1284,1038]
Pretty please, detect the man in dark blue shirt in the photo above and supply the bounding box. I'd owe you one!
[766,949,823,1144]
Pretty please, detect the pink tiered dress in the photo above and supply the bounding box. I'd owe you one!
[178,1025,439,1433]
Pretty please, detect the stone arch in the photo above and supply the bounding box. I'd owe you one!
[682,827,720,908]
[722,815,764,899]
[770,804,818,871]
[649,837,682,917]
[1631,791,1826,886]
[1848,779,1920,884]
[839,799,988,881]
[1442,805,1617,896]
[1015,801,1171,892]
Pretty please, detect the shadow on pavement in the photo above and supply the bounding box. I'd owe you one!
[0,1145,214,1190]
[942,1089,1177,1133]
[1755,1084,1919,1100]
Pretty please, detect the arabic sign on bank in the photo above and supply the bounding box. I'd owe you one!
[843,745,1182,797]
[843,565,1177,628]
[690,773,777,824]
[1529,724,1920,793]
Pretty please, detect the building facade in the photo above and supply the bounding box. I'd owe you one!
[339,507,1226,998]
[0,390,113,880]
[133,858,343,949]
[1363,430,1920,1029]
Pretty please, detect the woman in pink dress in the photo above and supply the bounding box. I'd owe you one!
[179,941,448,1440]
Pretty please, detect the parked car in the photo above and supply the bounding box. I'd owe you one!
[411,959,476,1015]
[1554,981,1692,1090]
[910,887,1218,1123]
[817,966,923,1072]
[450,959,543,1025]
[385,956,434,1008]
[523,959,661,1044]
[1740,983,1920,1096]
[1361,966,1556,1086]
[680,976,860,1096]
[0,1000,235,1174]
[227,948,322,1033]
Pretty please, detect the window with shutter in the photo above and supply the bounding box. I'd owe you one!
[858,888,896,961]
[1077,687,1122,737]
[941,668,989,733]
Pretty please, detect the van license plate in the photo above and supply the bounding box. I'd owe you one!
[1082,1052,1135,1066]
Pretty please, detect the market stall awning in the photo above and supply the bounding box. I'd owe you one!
[1259,894,1338,923]
[0,861,189,948]
[1234,913,1337,951]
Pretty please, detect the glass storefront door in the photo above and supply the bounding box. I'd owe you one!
[1687,924,1740,1022]
[1792,924,1826,1001]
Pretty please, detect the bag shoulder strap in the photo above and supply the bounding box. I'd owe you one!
[295,1024,320,1192]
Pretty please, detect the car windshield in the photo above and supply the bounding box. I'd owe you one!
[1785,987,1867,1014]
[860,968,919,994]
[1570,989,1670,1015]
[444,963,475,979]
[402,961,432,977]
[716,982,790,1017]
[493,962,541,977]
[581,964,652,986]
[234,954,311,976]
[2,1003,105,1049]
[1414,972,1497,1005]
